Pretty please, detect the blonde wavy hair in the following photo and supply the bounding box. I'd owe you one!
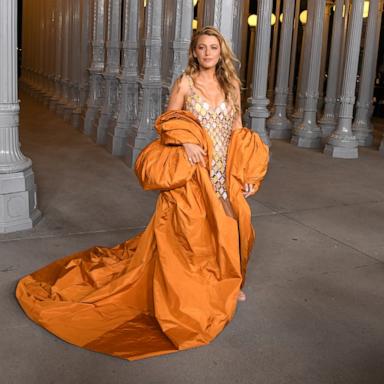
[183,26,241,114]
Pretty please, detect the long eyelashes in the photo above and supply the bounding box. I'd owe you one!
[197,46,219,50]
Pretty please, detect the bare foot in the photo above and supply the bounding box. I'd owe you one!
[238,290,246,302]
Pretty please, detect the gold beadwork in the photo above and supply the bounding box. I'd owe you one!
[185,77,234,200]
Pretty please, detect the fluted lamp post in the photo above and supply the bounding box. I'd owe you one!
[267,0,281,103]
[352,0,382,146]
[107,0,140,156]
[245,0,273,145]
[0,0,41,232]
[319,0,345,138]
[324,0,365,158]
[318,1,333,111]
[126,0,163,166]
[94,0,122,145]
[291,7,314,130]
[246,14,257,99]
[291,0,325,148]
[286,0,301,117]
[266,0,295,139]
[49,0,64,112]
[56,1,71,117]
[83,0,106,136]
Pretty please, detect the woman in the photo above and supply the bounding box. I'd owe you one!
[16,27,269,361]
[167,26,257,301]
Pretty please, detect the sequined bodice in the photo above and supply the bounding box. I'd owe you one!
[185,76,235,200]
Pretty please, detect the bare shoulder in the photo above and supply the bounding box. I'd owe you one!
[167,73,191,111]
[174,73,190,95]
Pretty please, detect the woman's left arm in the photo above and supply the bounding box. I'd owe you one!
[232,82,243,131]
[232,82,254,198]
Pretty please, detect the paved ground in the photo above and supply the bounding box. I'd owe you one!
[1,93,384,384]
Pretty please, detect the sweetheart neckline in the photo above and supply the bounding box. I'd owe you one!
[185,74,230,111]
[187,93,229,112]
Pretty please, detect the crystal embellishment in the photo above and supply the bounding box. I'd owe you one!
[185,77,235,201]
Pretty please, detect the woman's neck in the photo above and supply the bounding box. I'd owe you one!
[196,67,217,82]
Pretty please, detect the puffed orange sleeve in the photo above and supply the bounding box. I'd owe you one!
[155,111,207,149]
[228,128,270,193]
[134,139,195,191]
[135,111,210,191]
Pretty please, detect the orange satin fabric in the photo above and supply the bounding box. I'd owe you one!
[16,110,269,361]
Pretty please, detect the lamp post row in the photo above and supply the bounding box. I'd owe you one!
[19,0,384,159]
[1,0,383,233]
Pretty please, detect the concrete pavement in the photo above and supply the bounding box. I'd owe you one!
[1,93,384,384]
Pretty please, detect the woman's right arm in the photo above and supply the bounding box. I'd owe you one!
[167,76,206,167]
[167,75,188,111]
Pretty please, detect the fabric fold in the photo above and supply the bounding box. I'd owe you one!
[16,109,269,361]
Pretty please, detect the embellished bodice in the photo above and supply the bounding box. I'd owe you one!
[184,76,235,200]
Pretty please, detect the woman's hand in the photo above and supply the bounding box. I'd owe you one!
[183,143,207,167]
[243,183,254,198]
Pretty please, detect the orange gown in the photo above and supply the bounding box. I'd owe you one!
[15,109,269,361]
